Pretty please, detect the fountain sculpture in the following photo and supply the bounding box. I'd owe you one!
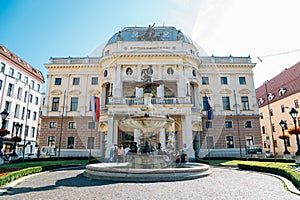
[84,66,211,182]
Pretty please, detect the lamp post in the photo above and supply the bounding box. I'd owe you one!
[13,122,22,155]
[289,108,300,156]
[0,109,9,158]
[279,120,290,155]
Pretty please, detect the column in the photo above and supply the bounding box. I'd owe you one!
[250,75,259,114]
[157,84,164,98]
[134,129,140,148]
[212,73,220,115]
[80,74,88,116]
[232,74,240,114]
[116,64,122,97]
[182,115,195,160]
[105,115,114,161]
[178,65,185,97]
[159,128,166,149]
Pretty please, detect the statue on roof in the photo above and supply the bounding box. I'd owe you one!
[138,23,162,41]
[117,31,122,41]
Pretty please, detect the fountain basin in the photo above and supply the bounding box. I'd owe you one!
[84,162,212,182]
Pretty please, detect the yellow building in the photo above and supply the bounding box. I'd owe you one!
[40,25,261,160]
[256,62,300,158]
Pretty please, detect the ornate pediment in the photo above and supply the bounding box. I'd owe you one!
[219,89,232,94]
[238,89,251,94]
[50,90,63,95]
[88,89,100,96]
[200,89,213,95]
[69,90,81,95]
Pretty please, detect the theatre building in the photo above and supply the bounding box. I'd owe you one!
[40,25,261,160]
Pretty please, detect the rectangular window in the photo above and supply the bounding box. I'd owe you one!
[67,137,75,149]
[91,77,98,85]
[206,136,214,149]
[225,121,233,128]
[221,77,228,85]
[27,110,31,119]
[245,121,252,128]
[262,126,265,134]
[54,78,62,85]
[205,121,212,128]
[52,97,60,111]
[31,127,35,138]
[0,80,2,90]
[270,109,273,116]
[202,77,209,85]
[295,100,299,109]
[17,72,22,80]
[222,96,231,110]
[87,137,95,149]
[25,125,29,137]
[88,121,95,129]
[239,77,246,85]
[226,136,234,148]
[9,67,14,77]
[47,136,55,146]
[49,122,57,128]
[24,76,28,84]
[68,121,76,129]
[29,94,33,103]
[24,91,27,102]
[37,84,40,92]
[72,77,80,85]
[0,62,5,72]
[7,83,13,96]
[241,96,250,110]
[17,87,22,100]
[245,136,254,146]
[35,97,39,105]
[281,105,285,112]
[70,97,78,111]
[4,101,11,111]
[14,104,20,118]
[30,80,35,89]
[33,111,37,121]
[21,107,25,120]
[202,96,209,110]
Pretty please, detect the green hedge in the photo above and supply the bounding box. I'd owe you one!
[202,157,295,163]
[238,163,300,190]
[0,166,42,187]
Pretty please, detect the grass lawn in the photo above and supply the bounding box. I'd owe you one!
[0,159,90,170]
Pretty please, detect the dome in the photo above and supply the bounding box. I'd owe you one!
[106,25,193,46]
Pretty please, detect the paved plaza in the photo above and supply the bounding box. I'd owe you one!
[0,166,299,200]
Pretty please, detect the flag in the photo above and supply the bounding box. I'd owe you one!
[206,95,213,120]
[90,96,100,121]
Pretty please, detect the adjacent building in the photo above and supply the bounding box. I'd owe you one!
[40,25,261,160]
[0,45,44,155]
[256,61,300,157]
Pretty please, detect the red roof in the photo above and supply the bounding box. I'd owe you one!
[255,61,300,107]
[0,45,44,83]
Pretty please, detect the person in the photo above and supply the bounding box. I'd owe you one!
[175,151,181,164]
[37,148,41,158]
[180,150,188,163]
[156,142,163,155]
[118,144,125,162]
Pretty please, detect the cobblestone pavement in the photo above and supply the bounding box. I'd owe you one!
[0,166,299,200]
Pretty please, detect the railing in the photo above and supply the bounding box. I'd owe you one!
[108,96,192,105]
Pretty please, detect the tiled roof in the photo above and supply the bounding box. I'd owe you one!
[255,61,300,107]
[0,44,44,82]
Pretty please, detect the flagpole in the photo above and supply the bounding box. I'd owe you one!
[234,90,242,159]
[58,90,66,160]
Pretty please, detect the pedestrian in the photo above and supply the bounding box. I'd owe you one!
[180,150,188,163]
[37,148,41,158]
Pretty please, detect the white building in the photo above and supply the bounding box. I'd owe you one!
[0,45,44,155]
[40,25,261,160]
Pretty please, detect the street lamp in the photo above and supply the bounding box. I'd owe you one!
[1,109,9,129]
[279,120,290,155]
[289,108,300,155]
[12,122,22,155]
[0,109,9,158]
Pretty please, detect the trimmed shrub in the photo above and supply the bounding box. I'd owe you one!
[238,163,300,190]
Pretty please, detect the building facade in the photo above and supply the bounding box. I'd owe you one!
[256,62,300,157]
[0,45,44,155]
[40,26,261,160]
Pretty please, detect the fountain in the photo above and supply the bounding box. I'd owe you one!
[84,66,212,182]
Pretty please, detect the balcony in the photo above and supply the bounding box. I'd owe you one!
[108,96,191,105]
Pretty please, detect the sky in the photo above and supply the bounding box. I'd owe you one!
[1,0,300,91]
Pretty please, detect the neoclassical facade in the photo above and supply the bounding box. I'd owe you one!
[40,26,261,159]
